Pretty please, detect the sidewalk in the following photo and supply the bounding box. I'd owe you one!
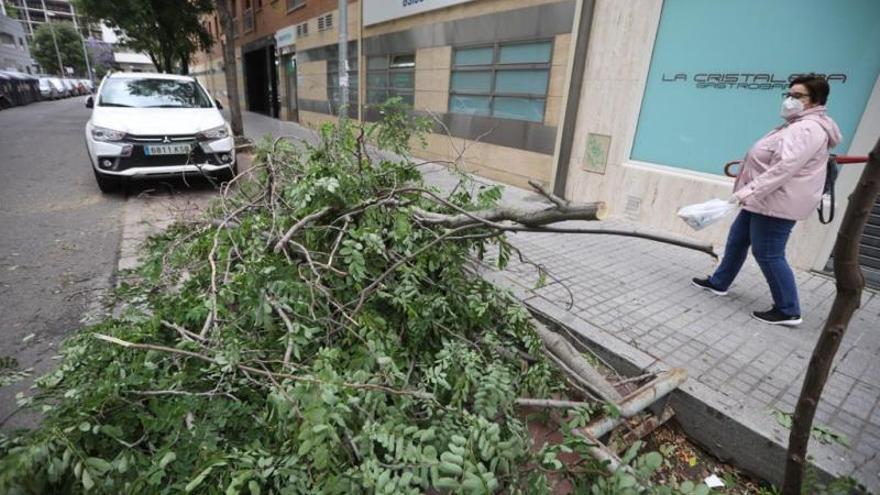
[241,111,880,491]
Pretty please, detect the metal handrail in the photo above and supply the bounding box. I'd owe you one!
[723,155,869,177]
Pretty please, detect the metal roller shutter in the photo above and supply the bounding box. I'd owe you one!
[861,198,880,290]
[822,196,880,291]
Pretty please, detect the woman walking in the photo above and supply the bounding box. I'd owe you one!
[692,74,842,326]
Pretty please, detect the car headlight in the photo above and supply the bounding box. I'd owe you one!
[91,126,125,142]
[197,125,229,141]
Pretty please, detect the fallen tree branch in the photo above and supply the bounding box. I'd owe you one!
[515,397,591,409]
[93,333,435,401]
[414,202,606,228]
[266,297,297,368]
[528,179,569,209]
[410,187,716,258]
[531,318,622,403]
[161,320,204,343]
[274,206,332,253]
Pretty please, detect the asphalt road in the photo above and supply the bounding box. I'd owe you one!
[0,97,122,428]
[0,97,234,430]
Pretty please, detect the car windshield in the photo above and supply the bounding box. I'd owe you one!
[98,78,212,108]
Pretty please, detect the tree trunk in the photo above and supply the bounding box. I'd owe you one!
[782,136,880,495]
[179,51,190,75]
[216,0,244,137]
[148,52,161,72]
[162,50,173,74]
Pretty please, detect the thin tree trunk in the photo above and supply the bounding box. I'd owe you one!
[162,50,173,74]
[179,51,190,75]
[782,136,880,495]
[148,52,161,71]
[531,318,622,402]
[216,0,243,137]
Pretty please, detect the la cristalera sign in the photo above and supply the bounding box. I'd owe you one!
[363,0,474,26]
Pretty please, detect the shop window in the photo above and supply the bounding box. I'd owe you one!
[366,53,415,106]
[631,0,880,174]
[449,40,551,122]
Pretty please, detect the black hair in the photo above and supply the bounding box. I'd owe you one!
[790,74,829,105]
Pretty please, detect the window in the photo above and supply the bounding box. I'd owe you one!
[366,53,415,106]
[327,55,358,114]
[295,22,308,37]
[98,78,213,108]
[317,13,333,31]
[243,5,254,32]
[0,33,14,47]
[286,0,305,12]
[449,40,552,122]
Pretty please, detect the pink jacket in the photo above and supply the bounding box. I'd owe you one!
[733,106,842,221]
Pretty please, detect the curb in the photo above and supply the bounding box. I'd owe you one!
[479,269,859,491]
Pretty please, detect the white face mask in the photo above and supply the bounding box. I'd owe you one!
[781,97,804,119]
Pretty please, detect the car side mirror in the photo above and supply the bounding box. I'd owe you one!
[85,96,94,108]
[214,98,223,110]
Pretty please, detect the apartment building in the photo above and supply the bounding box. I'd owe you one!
[8,0,99,42]
[192,0,880,285]
[192,0,343,121]
[1,9,36,73]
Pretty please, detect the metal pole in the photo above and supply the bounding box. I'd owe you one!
[41,3,65,77]
[337,0,348,122]
[575,368,688,439]
[68,2,93,85]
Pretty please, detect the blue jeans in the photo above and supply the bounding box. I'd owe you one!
[709,210,800,316]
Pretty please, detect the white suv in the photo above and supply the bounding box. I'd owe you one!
[85,72,236,193]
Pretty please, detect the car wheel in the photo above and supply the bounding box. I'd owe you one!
[94,170,124,193]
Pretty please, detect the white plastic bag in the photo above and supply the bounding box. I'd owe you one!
[677,198,737,231]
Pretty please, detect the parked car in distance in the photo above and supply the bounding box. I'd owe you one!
[84,72,237,193]
[56,78,71,97]
[47,77,65,97]
[38,77,53,99]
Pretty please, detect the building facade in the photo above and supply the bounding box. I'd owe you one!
[1,11,37,73]
[192,0,880,285]
[8,0,100,43]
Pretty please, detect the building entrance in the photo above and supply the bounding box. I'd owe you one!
[243,41,279,118]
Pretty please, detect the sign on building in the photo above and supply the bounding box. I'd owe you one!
[363,0,474,26]
[275,25,297,50]
[631,0,880,175]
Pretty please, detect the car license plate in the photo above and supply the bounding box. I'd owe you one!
[144,143,192,156]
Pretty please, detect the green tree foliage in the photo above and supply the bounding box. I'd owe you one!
[31,22,89,77]
[0,102,697,494]
[4,1,19,18]
[74,0,213,74]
